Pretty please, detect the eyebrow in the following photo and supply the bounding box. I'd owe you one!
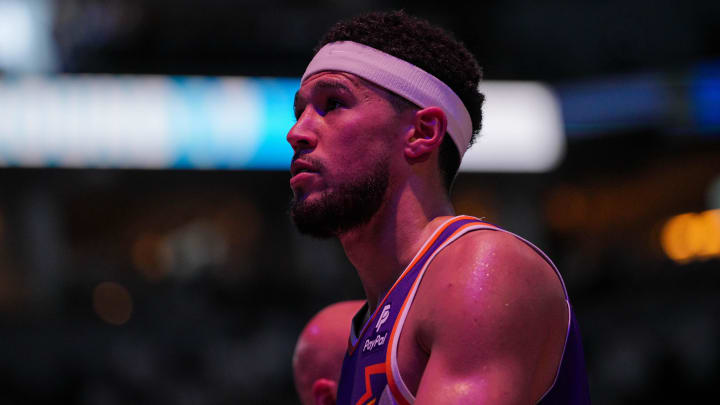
[315,80,353,93]
[293,79,355,112]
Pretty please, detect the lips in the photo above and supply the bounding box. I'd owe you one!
[289,159,322,190]
[290,159,318,177]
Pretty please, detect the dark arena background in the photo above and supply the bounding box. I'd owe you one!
[1,1,719,404]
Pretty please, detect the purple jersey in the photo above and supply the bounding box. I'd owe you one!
[336,216,591,405]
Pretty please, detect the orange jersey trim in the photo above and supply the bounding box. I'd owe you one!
[348,216,483,354]
[385,220,498,404]
[355,363,386,405]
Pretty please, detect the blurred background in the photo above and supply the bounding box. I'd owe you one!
[0,0,719,404]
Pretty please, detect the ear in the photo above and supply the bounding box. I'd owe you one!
[404,107,447,161]
[312,378,338,405]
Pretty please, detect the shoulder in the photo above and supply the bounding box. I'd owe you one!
[414,227,567,358]
[427,226,564,305]
[407,228,569,402]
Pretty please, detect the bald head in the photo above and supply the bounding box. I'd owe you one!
[293,300,364,405]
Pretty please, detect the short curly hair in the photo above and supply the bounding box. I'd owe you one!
[315,10,484,193]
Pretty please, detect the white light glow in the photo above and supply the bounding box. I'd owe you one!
[0,1,33,68]
[0,75,563,171]
[460,81,565,172]
[0,0,56,72]
[0,75,264,168]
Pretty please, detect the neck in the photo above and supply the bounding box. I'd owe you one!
[338,180,454,313]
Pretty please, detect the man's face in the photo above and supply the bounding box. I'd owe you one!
[287,71,411,237]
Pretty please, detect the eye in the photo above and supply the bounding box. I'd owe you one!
[325,98,343,113]
[293,103,304,121]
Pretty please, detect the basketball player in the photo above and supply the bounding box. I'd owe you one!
[288,11,591,405]
[294,301,365,405]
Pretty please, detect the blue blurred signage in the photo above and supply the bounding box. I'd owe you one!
[0,75,565,172]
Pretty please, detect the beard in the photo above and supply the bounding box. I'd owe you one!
[290,159,390,238]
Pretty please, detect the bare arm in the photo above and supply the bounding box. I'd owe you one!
[413,231,568,404]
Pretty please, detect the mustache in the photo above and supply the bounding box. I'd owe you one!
[291,153,325,172]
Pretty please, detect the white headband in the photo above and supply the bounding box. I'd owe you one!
[301,41,473,159]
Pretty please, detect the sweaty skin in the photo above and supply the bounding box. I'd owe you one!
[290,71,568,404]
[398,229,568,404]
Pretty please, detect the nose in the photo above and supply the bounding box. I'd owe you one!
[286,106,318,152]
